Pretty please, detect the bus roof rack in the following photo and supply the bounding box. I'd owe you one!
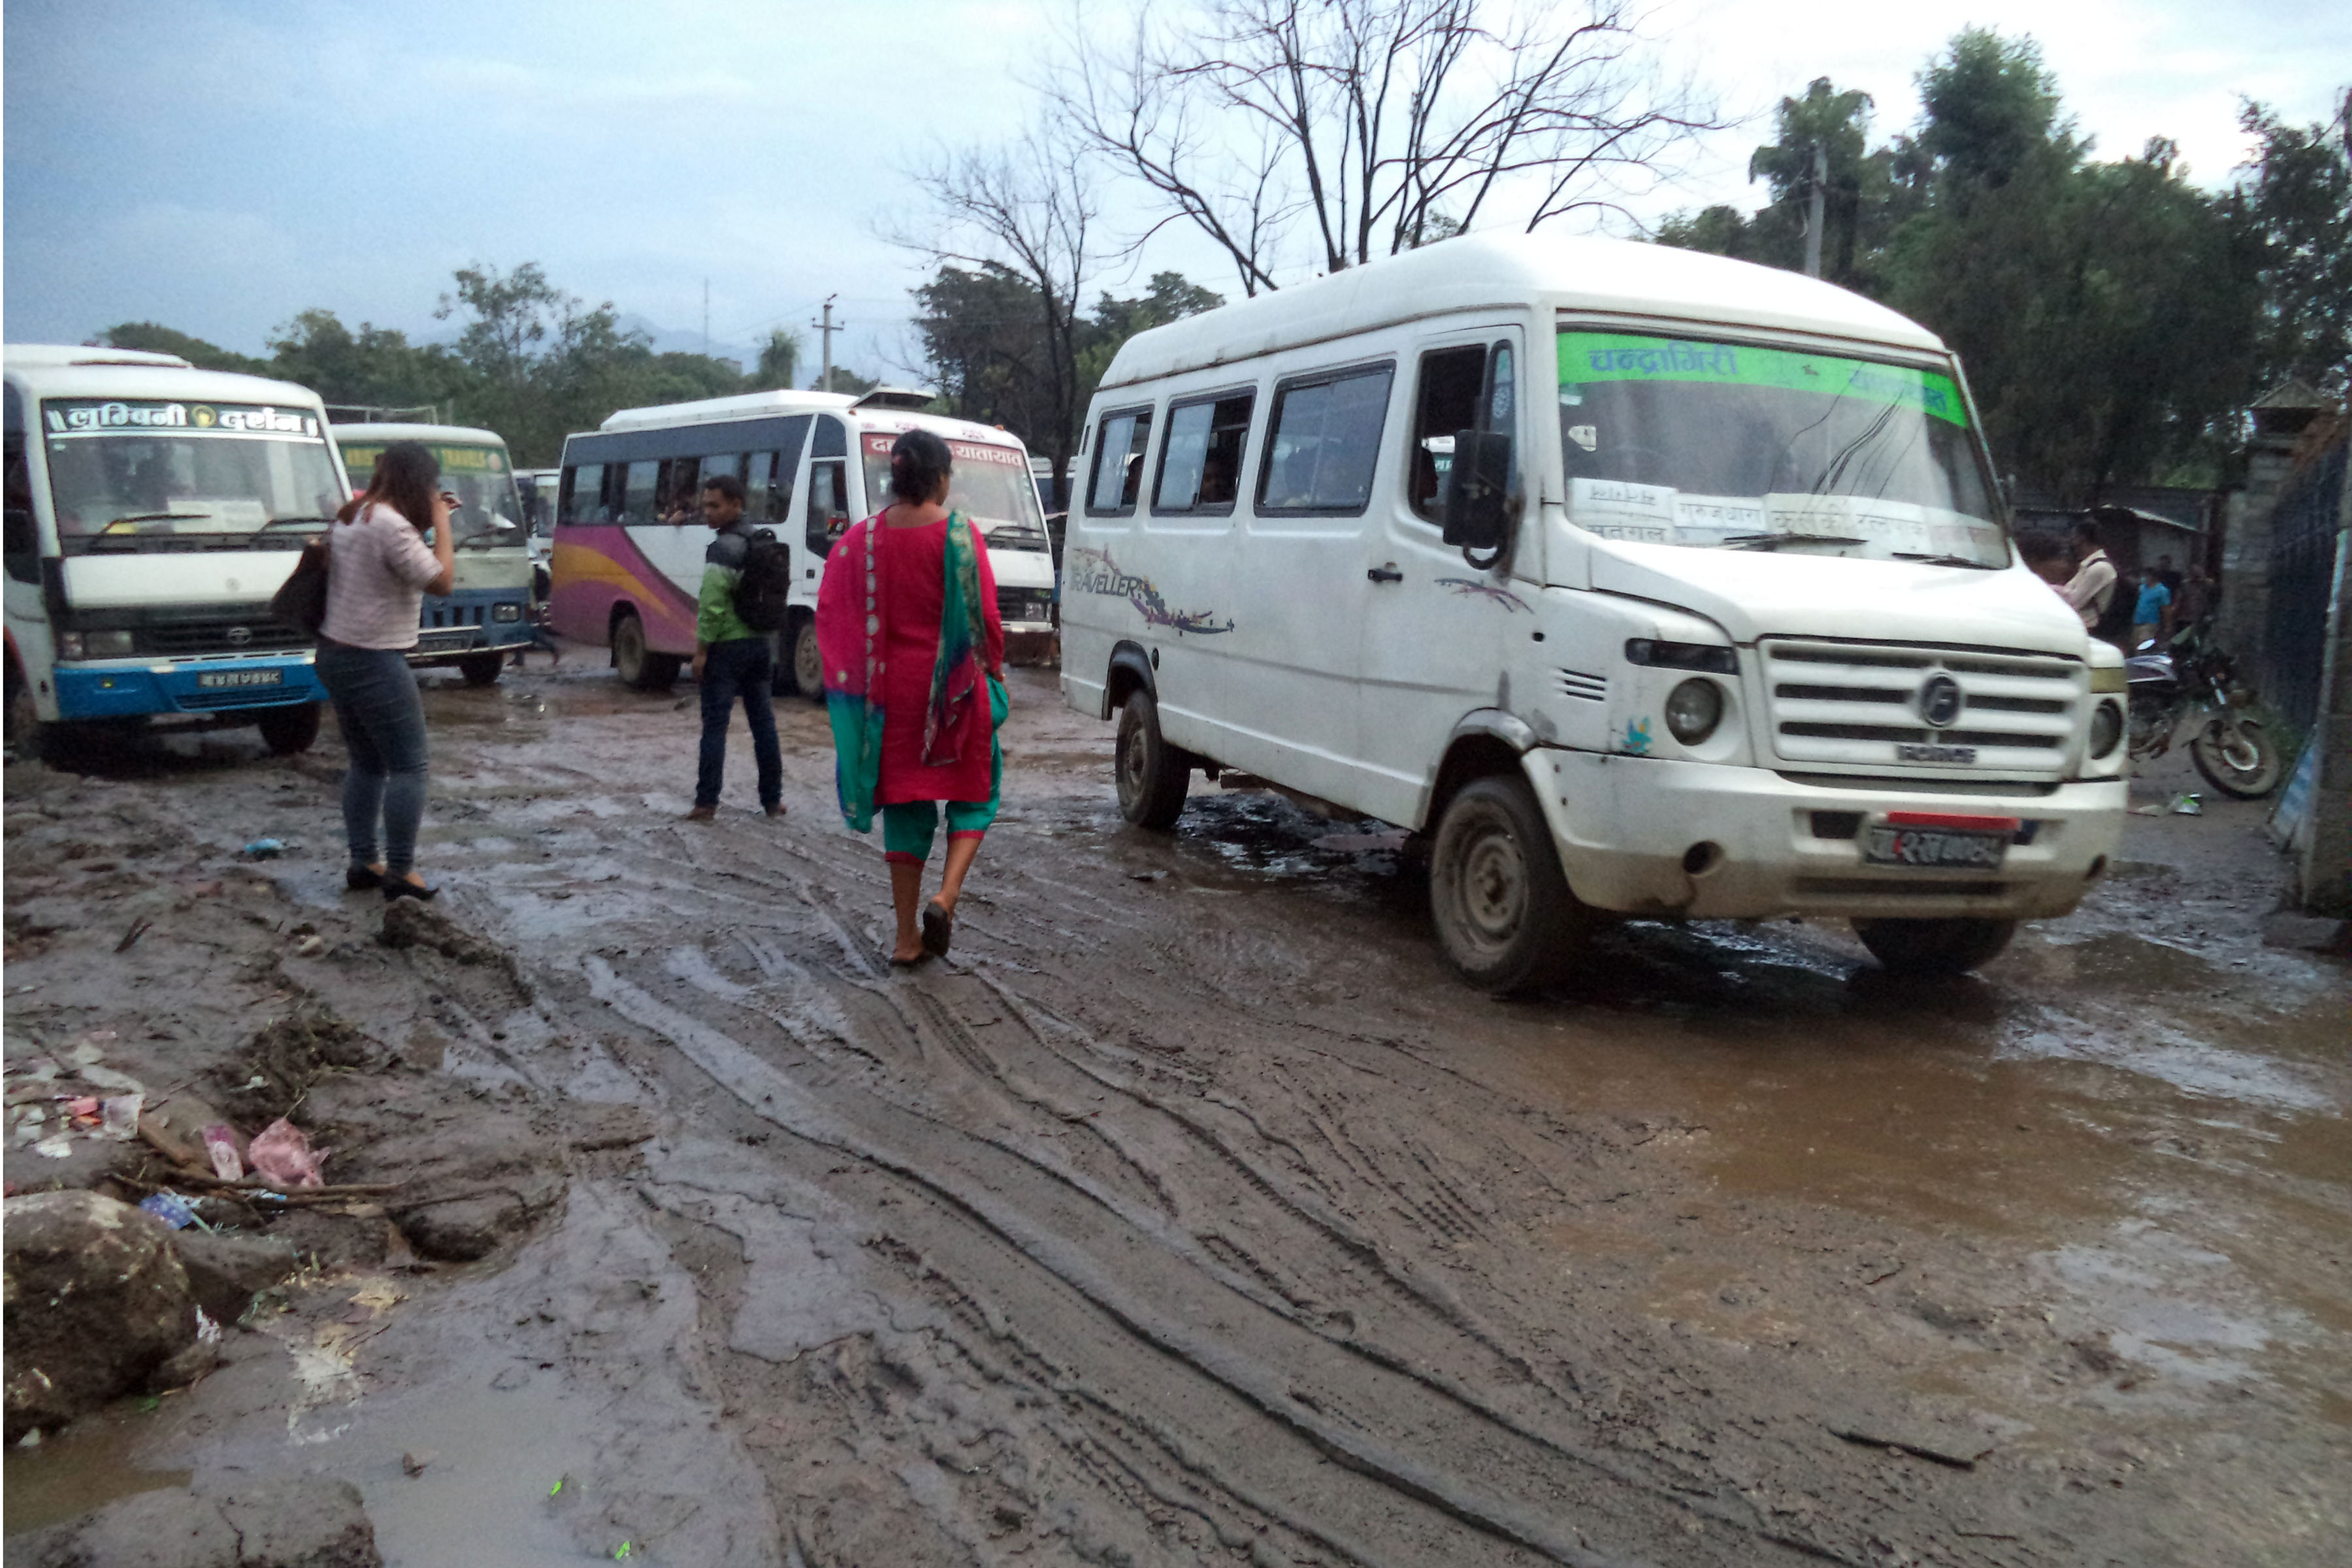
[851,386,938,411]
[4,344,194,370]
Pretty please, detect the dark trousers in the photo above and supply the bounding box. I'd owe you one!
[696,637,783,809]
[316,638,429,875]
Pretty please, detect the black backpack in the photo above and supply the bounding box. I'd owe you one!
[732,528,792,632]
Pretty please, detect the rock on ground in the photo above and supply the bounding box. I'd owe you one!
[9,1477,382,1568]
[3,1190,197,1441]
[170,1228,302,1324]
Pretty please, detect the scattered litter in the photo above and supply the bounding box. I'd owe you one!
[69,1040,109,1067]
[242,839,285,860]
[2169,792,2203,815]
[100,1093,143,1141]
[549,1476,568,1497]
[140,1192,201,1230]
[613,1544,633,1560]
[293,934,327,958]
[82,1064,144,1094]
[1130,870,1167,882]
[246,1117,330,1189]
[17,1429,40,1448]
[114,917,154,954]
[401,1450,437,1478]
[194,1307,221,1345]
[204,1124,245,1181]
[33,1135,73,1159]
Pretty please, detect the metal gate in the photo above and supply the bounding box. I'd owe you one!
[2264,438,2346,732]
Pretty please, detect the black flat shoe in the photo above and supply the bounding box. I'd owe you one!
[345,864,384,892]
[921,900,953,959]
[887,952,929,970]
[382,876,437,903]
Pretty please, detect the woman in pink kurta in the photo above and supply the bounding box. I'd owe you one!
[817,429,1005,967]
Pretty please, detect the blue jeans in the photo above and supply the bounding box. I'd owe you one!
[697,637,782,809]
[316,639,429,876]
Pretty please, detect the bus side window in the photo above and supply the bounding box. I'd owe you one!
[805,462,847,559]
[658,456,701,523]
[620,460,659,523]
[561,463,606,524]
[745,451,777,523]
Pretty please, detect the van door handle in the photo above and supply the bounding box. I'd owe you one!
[1367,566,1403,583]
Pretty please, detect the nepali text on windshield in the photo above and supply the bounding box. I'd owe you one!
[42,399,343,542]
[1556,331,2006,568]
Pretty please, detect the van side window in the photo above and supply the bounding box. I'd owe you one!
[1408,341,1516,521]
[561,463,607,524]
[1086,408,1152,515]
[1258,364,1394,515]
[1153,393,1253,514]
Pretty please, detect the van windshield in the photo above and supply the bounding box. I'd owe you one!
[1556,330,2006,568]
[42,399,342,546]
[340,440,522,549]
[860,434,1051,551]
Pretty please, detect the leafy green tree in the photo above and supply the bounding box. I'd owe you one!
[2234,90,2352,397]
[92,323,268,375]
[1073,271,1224,416]
[266,310,470,417]
[751,329,802,392]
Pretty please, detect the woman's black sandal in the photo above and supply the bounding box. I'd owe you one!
[382,876,437,904]
[921,900,953,959]
[345,864,384,892]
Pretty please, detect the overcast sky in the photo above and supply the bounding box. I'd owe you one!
[5,0,2345,380]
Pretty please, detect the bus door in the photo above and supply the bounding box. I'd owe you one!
[798,415,853,583]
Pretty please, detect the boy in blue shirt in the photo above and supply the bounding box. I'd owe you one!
[2131,568,2172,651]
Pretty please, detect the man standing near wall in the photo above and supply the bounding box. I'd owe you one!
[685,474,785,822]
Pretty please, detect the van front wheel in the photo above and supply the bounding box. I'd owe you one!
[1430,774,1583,994]
[1851,917,2017,977]
[1115,689,1190,830]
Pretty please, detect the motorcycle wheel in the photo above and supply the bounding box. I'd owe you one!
[2189,713,2281,799]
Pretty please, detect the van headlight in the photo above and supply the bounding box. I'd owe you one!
[2089,698,2123,759]
[1665,678,1724,744]
[86,630,135,657]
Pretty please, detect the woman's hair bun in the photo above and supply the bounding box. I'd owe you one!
[889,428,953,504]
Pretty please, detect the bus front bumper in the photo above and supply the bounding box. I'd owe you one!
[54,657,327,721]
[1526,749,2127,923]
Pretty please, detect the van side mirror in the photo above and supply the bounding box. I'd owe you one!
[3,508,37,585]
[1441,429,1514,561]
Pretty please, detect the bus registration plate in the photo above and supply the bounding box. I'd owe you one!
[196,669,284,690]
[1863,812,2013,871]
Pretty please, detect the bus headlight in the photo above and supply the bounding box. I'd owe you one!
[2089,698,2124,759]
[493,602,522,623]
[1665,678,1724,744]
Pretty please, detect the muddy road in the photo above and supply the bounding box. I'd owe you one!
[5,651,2347,1566]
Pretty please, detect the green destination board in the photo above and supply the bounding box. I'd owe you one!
[1559,331,1967,429]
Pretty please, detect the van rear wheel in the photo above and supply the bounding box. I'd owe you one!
[1115,689,1190,830]
[1429,774,1585,994]
[1851,917,2016,977]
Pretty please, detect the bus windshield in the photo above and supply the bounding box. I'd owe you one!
[1555,329,2006,568]
[42,399,342,544]
[339,439,523,549]
[860,434,1051,551]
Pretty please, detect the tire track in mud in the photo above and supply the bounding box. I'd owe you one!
[576,953,1855,1567]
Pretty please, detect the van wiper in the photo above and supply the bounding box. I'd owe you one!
[1892,549,1991,569]
[98,512,212,531]
[261,516,332,531]
[1715,532,1869,551]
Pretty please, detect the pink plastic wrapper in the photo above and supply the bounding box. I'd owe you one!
[245,1117,330,1190]
[203,1124,244,1182]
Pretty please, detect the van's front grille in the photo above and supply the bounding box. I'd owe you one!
[1761,639,2081,774]
[1556,667,1607,702]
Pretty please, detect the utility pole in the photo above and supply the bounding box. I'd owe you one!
[1803,144,1827,280]
[813,295,841,393]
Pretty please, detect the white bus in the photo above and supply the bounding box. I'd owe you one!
[332,423,531,686]
[549,388,1059,693]
[5,345,348,760]
[1061,233,2129,986]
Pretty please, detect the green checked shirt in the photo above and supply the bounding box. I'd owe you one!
[696,523,760,645]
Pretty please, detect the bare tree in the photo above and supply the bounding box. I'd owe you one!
[893,128,1102,497]
[1054,0,1722,294]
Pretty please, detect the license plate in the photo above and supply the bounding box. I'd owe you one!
[1863,815,2011,870]
[195,669,284,690]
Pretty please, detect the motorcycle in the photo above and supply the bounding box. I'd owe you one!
[2124,627,2282,798]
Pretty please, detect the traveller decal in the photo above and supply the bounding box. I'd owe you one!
[1068,546,1234,635]
[1434,577,1531,613]
[1622,718,1653,756]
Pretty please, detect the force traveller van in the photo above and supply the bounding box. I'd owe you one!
[1059,233,2128,988]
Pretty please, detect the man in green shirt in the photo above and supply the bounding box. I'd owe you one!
[687,474,784,821]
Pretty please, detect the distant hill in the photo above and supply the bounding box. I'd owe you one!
[614,314,753,371]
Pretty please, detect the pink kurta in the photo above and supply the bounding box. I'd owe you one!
[873,517,1004,806]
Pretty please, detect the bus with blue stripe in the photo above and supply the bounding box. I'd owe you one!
[4,344,348,761]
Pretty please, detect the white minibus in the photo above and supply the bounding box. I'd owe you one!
[333,424,531,686]
[549,388,1059,693]
[1060,233,2129,986]
[5,345,348,760]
